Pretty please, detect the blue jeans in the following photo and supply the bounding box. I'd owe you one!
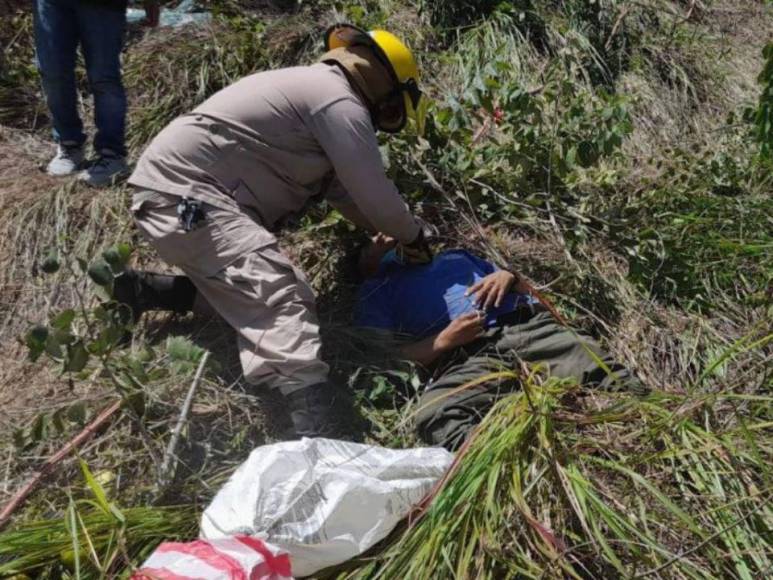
[33,0,127,155]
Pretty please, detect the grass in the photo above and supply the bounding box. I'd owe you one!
[339,357,773,578]
[0,13,46,130]
[123,17,271,151]
[0,501,197,577]
[0,503,197,576]
[0,0,771,577]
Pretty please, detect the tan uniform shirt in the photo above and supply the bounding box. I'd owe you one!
[129,63,421,244]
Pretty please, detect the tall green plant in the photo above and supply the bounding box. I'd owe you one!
[755,42,773,159]
[0,461,196,577]
[392,37,631,234]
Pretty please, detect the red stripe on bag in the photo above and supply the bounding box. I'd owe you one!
[250,562,274,580]
[155,541,248,580]
[235,536,292,577]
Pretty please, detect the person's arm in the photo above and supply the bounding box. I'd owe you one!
[334,202,377,231]
[400,312,484,367]
[309,99,421,244]
[325,176,377,231]
[358,234,397,277]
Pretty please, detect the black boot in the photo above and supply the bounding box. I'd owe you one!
[286,382,363,441]
[113,269,197,322]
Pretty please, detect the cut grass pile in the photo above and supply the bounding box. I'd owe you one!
[0,504,196,577]
[340,365,773,578]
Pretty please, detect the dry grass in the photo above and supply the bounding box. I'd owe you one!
[621,1,767,164]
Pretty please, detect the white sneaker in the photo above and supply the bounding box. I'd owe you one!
[46,143,85,176]
[79,149,129,187]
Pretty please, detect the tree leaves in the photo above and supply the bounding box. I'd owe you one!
[13,402,91,450]
[102,243,132,274]
[24,244,136,373]
[25,324,49,362]
[40,249,60,274]
[87,260,113,287]
[64,340,89,373]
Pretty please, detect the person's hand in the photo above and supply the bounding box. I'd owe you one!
[143,1,161,27]
[397,228,433,265]
[466,270,516,310]
[435,312,485,352]
[358,233,397,277]
[372,233,396,252]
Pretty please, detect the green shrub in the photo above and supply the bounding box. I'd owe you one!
[389,39,631,237]
[419,0,504,31]
[617,132,772,309]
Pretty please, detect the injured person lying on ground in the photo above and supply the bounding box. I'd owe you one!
[355,234,649,451]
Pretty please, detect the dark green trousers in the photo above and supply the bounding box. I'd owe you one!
[415,310,647,450]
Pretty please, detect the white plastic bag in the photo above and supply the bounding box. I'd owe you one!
[127,0,211,28]
[201,438,453,577]
[133,536,292,580]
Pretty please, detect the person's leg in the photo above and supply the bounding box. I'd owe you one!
[76,3,127,156]
[415,311,647,450]
[113,270,198,323]
[130,191,356,438]
[192,246,365,439]
[416,382,511,451]
[33,0,86,173]
[191,247,367,439]
[415,344,520,450]
[192,246,331,393]
[496,312,647,394]
[76,2,127,186]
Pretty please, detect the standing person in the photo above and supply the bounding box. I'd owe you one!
[33,0,160,186]
[120,24,433,439]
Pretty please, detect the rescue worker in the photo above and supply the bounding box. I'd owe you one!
[121,24,433,439]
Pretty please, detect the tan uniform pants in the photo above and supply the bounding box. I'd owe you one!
[131,190,329,394]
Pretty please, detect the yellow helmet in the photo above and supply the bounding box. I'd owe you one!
[324,23,424,133]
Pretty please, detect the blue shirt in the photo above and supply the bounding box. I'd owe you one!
[355,250,536,338]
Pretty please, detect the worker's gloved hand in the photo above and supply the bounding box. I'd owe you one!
[397,227,433,265]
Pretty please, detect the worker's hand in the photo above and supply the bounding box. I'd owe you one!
[372,233,396,252]
[397,228,433,265]
[466,270,517,310]
[435,312,485,352]
[143,1,161,27]
[358,233,397,277]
